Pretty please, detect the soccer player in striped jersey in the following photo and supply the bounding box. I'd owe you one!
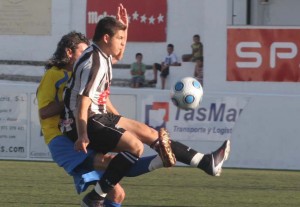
[37,31,127,207]
[37,30,168,207]
[63,4,230,204]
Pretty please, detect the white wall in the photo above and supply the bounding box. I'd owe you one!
[227,0,248,25]
[229,95,300,170]
[1,0,300,170]
[0,0,204,65]
[1,80,300,170]
[1,0,300,64]
[202,0,300,170]
[204,0,300,96]
[121,0,205,65]
[251,0,300,26]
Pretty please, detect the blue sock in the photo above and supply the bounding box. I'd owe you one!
[103,199,121,207]
[74,156,161,195]
[126,155,162,177]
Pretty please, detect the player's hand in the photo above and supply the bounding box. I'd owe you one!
[116,3,128,27]
[74,136,89,154]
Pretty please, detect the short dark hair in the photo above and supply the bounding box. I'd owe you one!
[193,34,200,38]
[93,17,127,42]
[45,31,89,70]
[167,44,174,49]
[136,53,142,58]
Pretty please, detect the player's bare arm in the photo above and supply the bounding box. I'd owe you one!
[113,4,128,63]
[106,97,120,115]
[74,95,91,153]
[116,4,128,30]
[39,101,64,119]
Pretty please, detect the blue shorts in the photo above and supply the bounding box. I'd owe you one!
[48,135,104,194]
[131,76,145,84]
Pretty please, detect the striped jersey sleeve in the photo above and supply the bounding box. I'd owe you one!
[64,43,112,118]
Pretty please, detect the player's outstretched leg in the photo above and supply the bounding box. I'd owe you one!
[197,140,230,176]
[157,128,176,167]
[148,128,176,168]
[81,183,124,207]
[170,138,230,176]
[81,187,104,207]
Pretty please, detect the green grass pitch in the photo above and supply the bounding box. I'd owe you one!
[0,160,299,207]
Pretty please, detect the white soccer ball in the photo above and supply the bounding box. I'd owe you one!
[170,77,203,110]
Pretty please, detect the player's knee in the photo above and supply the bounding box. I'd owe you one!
[119,133,144,157]
[116,186,125,202]
[130,141,144,157]
[93,153,114,170]
[107,184,125,203]
[149,127,158,138]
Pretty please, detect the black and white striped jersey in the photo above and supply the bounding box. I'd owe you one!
[64,43,113,122]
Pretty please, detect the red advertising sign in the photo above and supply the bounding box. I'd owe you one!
[86,0,167,42]
[227,28,300,82]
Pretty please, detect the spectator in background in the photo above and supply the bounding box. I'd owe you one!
[194,57,203,86]
[130,53,146,88]
[182,34,203,62]
[149,44,181,89]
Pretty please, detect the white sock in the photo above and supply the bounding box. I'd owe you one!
[94,182,107,198]
[190,153,204,167]
[148,155,164,171]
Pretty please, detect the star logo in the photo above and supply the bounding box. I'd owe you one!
[86,0,167,41]
[140,14,147,23]
[148,16,155,24]
[157,13,164,23]
[132,11,139,20]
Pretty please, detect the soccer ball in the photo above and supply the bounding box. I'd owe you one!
[170,77,203,110]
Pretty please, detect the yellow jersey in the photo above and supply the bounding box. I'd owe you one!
[37,66,71,144]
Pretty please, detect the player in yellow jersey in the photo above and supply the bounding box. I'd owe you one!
[37,31,168,207]
[37,31,128,207]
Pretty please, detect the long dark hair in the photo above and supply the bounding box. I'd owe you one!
[45,31,89,70]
